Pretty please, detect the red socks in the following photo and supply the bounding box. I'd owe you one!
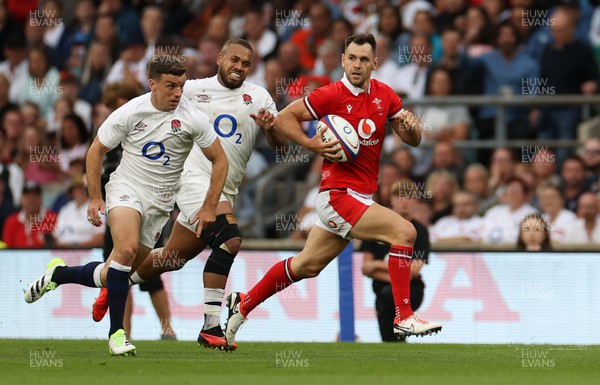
[388,245,414,320]
[241,257,298,317]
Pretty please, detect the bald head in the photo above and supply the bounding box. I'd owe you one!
[577,192,599,220]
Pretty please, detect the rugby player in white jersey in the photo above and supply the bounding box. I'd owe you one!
[23,56,229,356]
[91,38,288,350]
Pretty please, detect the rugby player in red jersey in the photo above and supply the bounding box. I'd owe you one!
[224,33,442,345]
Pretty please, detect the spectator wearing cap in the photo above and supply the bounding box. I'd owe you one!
[480,177,538,244]
[54,176,104,248]
[564,192,600,243]
[430,190,483,245]
[0,32,29,105]
[1,182,58,248]
[104,26,148,93]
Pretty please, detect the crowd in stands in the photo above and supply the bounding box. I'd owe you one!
[1,0,600,249]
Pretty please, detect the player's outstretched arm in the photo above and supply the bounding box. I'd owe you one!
[274,99,341,161]
[86,136,111,227]
[190,138,228,237]
[250,108,288,149]
[392,109,422,147]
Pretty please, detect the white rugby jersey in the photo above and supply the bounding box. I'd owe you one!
[97,93,217,210]
[183,76,277,196]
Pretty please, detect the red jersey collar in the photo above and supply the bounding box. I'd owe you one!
[341,73,371,96]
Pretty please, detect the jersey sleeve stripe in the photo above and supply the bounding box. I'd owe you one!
[304,96,319,120]
[388,107,404,121]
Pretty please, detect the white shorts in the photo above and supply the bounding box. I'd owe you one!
[176,170,235,233]
[315,188,374,239]
[105,180,171,248]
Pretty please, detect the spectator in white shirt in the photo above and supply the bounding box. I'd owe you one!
[0,33,28,104]
[481,176,538,244]
[536,182,577,243]
[564,192,600,244]
[430,190,483,244]
[53,178,104,248]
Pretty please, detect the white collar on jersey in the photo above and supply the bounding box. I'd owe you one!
[341,73,371,96]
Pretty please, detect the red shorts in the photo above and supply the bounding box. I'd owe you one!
[315,188,374,239]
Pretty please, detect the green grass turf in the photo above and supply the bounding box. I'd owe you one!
[1,340,599,385]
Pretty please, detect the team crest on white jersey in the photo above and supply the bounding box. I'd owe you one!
[171,119,181,133]
[346,104,353,113]
[243,94,253,105]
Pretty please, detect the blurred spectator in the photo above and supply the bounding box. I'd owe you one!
[98,0,141,52]
[428,141,464,180]
[537,182,576,244]
[1,105,24,162]
[16,125,60,185]
[416,68,471,143]
[2,181,58,248]
[64,0,96,80]
[313,39,343,82]
[0,32,29,105]
[0,131,24,207]
[53,177,104,248]
[330,17,354,52]
[343,0,378,34]
[0,2,21,62]
[58,72,92,131]
[264,59,290,111]
[376,4,403,66]
[399,9,442,63]
[431,27,477,95]
[47,97,73,133]
[435,0,467,32]
[401,0,436,32]
[389,147,418,182]
[0,179,17,237]
[371,35,401,91]
[140,5,164,62]
[487,147,516,197]
[206,15,231,47]
[0,74,18,117]
[425,169,459,224]
[20,101,45,131]
[58,113,89,174]
[530,147,561,190]
[375,163,401,208]
[462,5,494,58]
[289,185,319,240]
[19,47,60,120]
[396,33,430,100]
[79,41,112,105]
[462,163,495,214]
[159,0,192,36]
[105,26,148,94]
[243,7,277,60]
[538,7,600,162]
[93,14,119,63]
[482,0,510,23]
[228,0,251,38]
[42,0,71,70]
[277,41,303,79]
[361,178,430,342]
[429,190,483,244]
[561,155,591,213]
[564,192,600,243]
[481,177,537,244]
[516,213,552,251]
[289,3,331,72]
[580,137,600,186]
[473,22,539,147]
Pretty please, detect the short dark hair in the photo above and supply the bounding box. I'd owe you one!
[221,38,254,54]
[147,56,186,81]
[344,33,376,54]
[495,21,521,47]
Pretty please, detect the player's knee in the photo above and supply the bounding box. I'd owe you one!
[224,237,241,256]
[202,215,241,276]
[295,259,325,279]
[392,219,417,246]
[114,244,137,264]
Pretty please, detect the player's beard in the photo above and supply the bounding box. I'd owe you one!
[219,65,244,89]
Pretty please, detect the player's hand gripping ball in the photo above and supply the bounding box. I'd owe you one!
[318,115,360,163]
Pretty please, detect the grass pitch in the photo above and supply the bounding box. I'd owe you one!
[1,339,598,385]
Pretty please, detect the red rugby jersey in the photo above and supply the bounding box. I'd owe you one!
[304,75,403,194]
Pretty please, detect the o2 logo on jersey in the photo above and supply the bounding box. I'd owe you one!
[357,119,376,139]
[214,114,242,144]
[142,141,170,165]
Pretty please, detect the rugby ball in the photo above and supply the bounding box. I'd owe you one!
[318,115,360,163]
